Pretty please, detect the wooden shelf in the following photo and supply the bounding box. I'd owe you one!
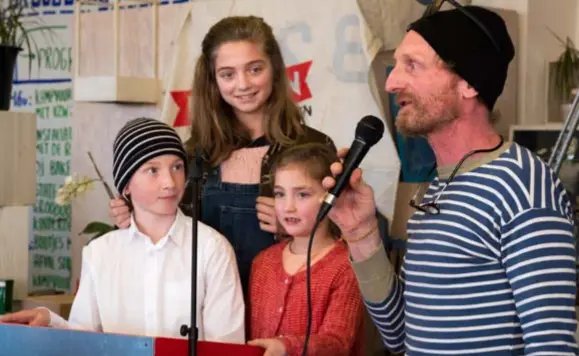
[0,206,30,300]
[0,111,36,206]
[73,76,161,103]
[509,123,571,132]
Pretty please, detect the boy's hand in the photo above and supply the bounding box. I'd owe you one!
[0,308,50,327]
[247,338,287,356]
[256,196,277,234]
[109,195,131,228]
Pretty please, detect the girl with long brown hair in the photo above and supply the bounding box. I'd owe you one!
[109,16,335,297]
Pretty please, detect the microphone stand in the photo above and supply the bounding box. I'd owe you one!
[180,149,205,356]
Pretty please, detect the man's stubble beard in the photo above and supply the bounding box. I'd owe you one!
[395,91,460,137]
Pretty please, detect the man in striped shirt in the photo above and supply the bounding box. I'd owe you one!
[322,5,578,356]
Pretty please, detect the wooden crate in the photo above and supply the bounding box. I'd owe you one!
[0,111,36,206]
[73,0,162,103]
[0,206,31,300]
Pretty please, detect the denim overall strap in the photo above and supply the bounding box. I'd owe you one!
[201,165,276,298]
[258,142,281,198]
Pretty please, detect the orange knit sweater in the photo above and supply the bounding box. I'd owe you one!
[249,240,364,356]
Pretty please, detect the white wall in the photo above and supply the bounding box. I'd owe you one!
[472,0,578,125]
[526,0,577,124]
[471,0,528,126]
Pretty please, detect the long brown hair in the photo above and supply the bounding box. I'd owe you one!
[187,16,305,166]
[270,143,341,238]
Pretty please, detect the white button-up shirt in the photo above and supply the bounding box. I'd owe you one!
[48,209,245,343]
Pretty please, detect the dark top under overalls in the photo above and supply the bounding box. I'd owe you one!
[181,126,336,298]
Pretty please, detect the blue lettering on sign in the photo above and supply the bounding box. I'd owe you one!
[276,14,366,84]
[30,0,87,8]
[276,22,312,66]
[11,90,30,108]
[333,14,365,83]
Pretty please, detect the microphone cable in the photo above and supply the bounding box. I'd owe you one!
[301,216,323,356]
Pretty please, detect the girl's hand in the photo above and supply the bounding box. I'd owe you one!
[247,338,287,356]
[109,195,131,228]
[256,196,277,233]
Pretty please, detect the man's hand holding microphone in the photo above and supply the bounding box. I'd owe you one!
[318,115,385,261]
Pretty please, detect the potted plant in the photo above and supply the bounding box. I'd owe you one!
[0,0,36,111]
[548,28,579,121]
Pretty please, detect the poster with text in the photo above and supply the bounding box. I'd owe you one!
[11,3,74,293]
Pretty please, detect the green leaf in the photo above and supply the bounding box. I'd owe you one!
[86,229,115,245]
[549,29,579,102]
[80,221,115,236]
[90,230,111,239]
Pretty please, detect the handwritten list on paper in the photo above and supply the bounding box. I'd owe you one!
[13,85,74,291]
[11,10,74,292]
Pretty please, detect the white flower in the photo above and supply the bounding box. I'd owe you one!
[55,187,71,206]
[77,180,94,193]
[54,173,98,206]
[55,194,67,206]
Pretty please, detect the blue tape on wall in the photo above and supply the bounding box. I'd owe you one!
[0,324,154,356]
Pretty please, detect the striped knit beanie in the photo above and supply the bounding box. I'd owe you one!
[112,117,187,196]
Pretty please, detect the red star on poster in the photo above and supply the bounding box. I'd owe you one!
[286,60,313,102]
[170,90,192,127]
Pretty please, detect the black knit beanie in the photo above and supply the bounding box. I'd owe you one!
[407,6,515,110]
[112,117,187,196]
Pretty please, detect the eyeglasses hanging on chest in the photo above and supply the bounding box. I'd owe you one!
[409,136,504,215]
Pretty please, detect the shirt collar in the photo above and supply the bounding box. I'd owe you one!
[436,140,512,179]
[127,208,187,247]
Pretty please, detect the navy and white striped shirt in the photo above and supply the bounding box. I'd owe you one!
[365,142,578,355]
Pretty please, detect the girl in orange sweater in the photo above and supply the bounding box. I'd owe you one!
[247,143,364,356]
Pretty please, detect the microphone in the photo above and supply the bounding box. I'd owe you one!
[315,115,385,223]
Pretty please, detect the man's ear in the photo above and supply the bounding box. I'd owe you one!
[458,80,478,99]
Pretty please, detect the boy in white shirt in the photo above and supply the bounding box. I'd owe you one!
[1,117,245,343]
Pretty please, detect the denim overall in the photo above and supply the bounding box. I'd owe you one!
[200,165,276,298]
[184,128,335,297]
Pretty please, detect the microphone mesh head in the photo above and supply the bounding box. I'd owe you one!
[355,115,385,146]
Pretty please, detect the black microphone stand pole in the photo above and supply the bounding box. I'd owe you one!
[180,149,204,356]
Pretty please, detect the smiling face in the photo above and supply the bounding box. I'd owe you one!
[273,164,328,239]
[214,40,274,119]
[123,154,186,218]
[385,30,461,136]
